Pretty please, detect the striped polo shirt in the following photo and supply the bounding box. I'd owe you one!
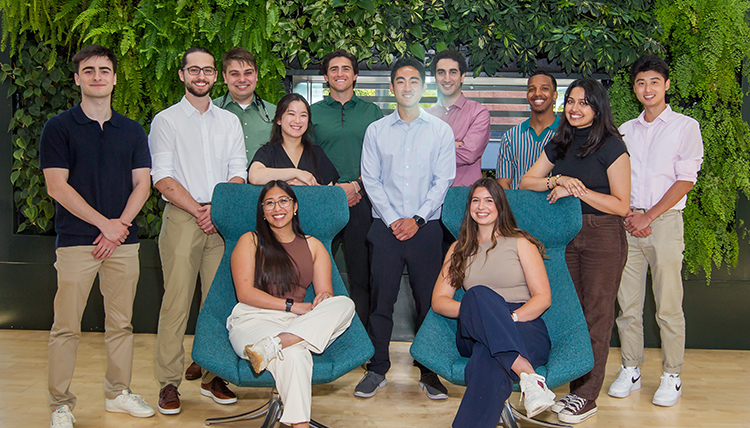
[496,116,559,189]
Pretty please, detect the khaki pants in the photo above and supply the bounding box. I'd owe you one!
[48,243,140,411]
[155,203,224,388]
[227,296,355,425]
[616,209,685,374]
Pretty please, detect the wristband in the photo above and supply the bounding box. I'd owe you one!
[285,298,294,313]
[511,311,519,322]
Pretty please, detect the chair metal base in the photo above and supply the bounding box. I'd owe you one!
[204,388,329,428]
[500,401,572,428]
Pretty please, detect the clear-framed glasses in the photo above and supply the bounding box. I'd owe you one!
[262,197,293,211]
[183,66,217,76]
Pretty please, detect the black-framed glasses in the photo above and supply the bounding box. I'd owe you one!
[262,197,293,211]
[183,66,217,76]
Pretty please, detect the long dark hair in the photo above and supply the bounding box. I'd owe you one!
[448,178,545,289]
[254,180,306,297]
[550,78,623,160]
[267,93,319,181]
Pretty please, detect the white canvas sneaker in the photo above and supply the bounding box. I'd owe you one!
[519,372,556,418]
[50,405,76,428]
[245,336,283,373]
[608,365,642,398]
[105,389,155,417]
[652,373,682,406]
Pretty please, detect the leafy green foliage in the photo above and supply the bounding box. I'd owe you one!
[608,0,750,281]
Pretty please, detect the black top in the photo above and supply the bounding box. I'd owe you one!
[544,127,628,215]
[251,143,340,185]
[39,104,151,247]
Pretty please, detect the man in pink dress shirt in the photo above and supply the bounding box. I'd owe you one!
[426,50,490,187]
[608,54,703,408]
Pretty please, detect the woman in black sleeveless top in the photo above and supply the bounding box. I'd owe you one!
[520,78,630,424]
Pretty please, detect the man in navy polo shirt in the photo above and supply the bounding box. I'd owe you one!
[40,45,154,428]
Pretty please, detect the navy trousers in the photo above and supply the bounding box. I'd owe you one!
[366,220,443,375]
[453,286,551,428]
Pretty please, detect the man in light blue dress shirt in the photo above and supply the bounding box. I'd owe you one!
[355,57,456,400]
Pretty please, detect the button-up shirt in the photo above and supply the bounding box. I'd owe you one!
[497,116,559,189]
[311,94,383,182]
[361,108,456,227]
[619,105,703,211]
[149,96,247,203]
[426,94,490,187]
[213,93,276,162]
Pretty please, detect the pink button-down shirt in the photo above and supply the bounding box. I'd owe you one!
[619,105,703,211]
[426,94,491,187]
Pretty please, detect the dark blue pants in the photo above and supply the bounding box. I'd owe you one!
[453,286,551,428]
[366,220,443,375]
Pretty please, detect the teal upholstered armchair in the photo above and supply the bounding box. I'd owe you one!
[410,187,594,428]
[192,183,374,427]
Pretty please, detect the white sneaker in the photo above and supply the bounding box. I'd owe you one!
[652,373,682,406]
[519,372,556,418]
[105,389,155,418]
[50,405,76,428]
[245,336,283,373]
[608,365,641,398]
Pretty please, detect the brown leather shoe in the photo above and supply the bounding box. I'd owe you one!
[185,361,202,381]
[157,384,180,415]
[200,377,237,405]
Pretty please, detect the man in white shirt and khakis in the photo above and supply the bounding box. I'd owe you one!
[149,47,247,415]
[608,54,703,408]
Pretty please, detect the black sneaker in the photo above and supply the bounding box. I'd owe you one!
[419,372,448,400]
[354,371,387,398]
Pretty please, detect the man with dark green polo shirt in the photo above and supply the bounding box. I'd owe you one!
[214,47,277,162]
[311,49,383,327]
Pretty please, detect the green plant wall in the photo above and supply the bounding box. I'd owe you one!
[1,0,749,280]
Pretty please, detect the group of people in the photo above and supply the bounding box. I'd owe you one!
[39,39,702,428]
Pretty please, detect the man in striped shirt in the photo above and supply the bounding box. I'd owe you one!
[496,71,559,189]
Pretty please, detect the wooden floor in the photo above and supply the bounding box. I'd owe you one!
[1,330,748,428]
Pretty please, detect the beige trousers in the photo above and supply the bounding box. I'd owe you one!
[48,243,140,411]
[155,203,224,388]
[227,296,355,425]
[616,209,685,374]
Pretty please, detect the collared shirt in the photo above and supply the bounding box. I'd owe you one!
[497,116,560,189]
[213,93,276,162]
[149,96,247,203]
[619,105,703,211]
[361,108,456,227]
[40,104,151,248]
[311,94,383,182]
[426,94,490,187]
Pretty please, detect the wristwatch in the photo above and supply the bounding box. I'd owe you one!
[285,298,294,312]
[413,215,426,228]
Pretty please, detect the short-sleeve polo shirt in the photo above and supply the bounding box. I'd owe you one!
[39,104,151,248]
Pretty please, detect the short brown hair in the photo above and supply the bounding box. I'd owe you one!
[72,44,117,74]
[222,47,257,72]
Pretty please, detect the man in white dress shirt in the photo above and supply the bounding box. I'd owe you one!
[149,47,247,415]
[608,54,703,407]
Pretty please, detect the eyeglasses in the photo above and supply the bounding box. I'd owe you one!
[183,66,217,76]
[262,197,293,211]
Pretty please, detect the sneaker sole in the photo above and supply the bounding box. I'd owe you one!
[418,382,448,400]
[525,398,554,419]
[652,390,681,407]
[558,406,597,424]
[200,387,238,405]
[245,346,267,373]
[157,404,181,415]
[354,379,387,398]
[608,378,641,398]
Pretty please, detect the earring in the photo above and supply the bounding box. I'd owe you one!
[294,212,297,216]
[263,216,266,221]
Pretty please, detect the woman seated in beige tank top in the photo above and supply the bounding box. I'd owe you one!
[432,178,555,428]
[226,180,355,428]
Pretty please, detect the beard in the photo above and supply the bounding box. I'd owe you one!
[185,80,213,98]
